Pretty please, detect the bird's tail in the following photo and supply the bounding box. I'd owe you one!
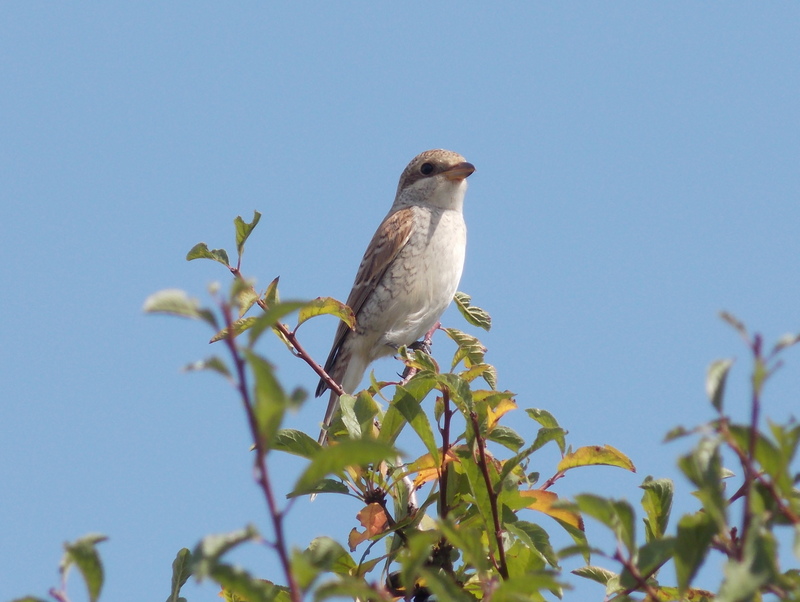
[318,389,340,445]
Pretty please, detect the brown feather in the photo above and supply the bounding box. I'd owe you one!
[315,207,415,397]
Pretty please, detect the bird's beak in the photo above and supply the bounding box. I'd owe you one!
[443,161,476,181]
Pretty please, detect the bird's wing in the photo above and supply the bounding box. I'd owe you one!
[315,207,415,396]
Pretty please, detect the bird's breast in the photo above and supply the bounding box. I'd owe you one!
[362,207,466,350]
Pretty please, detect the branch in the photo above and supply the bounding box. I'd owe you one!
[719,421,800,526]
[229,267,345,397]
[540,470,566,491]
[438,387,453,520]
[738,334,763,560]
[613,545,660,600]
[469,411,509,580]
[220,301,301,602]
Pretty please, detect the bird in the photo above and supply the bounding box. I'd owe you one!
[315,149,475,444]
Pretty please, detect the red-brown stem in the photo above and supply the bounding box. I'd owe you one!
[540,470,566,491]
[48,588,70,602]
[229,267,344,397]
[739,335,762,560]
[720,421,800,526]
[469,411,509,580]
[438,387,453,519]
[614,545,660,600]
[221,301,301,602]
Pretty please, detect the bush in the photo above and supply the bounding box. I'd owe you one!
[15,213,800,602]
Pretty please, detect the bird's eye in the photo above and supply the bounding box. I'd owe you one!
[420,162,435,175]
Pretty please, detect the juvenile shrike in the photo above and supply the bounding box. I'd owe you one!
[315,149,474,443]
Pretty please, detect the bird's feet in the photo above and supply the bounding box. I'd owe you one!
[399,324,439,383]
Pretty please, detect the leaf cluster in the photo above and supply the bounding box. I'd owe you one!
[13,215,800,602]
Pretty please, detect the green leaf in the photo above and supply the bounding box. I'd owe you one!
[377,374,435,446]
[400,346,439,373]
[484,573,563,601]
[233,283,259,319]
[143,289,217,327]
[531,426,567,455]
[234,211,261,259]
[398,530,438,597]
[674,511,716,592]
[438,521,491,573]
[677,439,727,530]
[263,277,280,307]
[435,373,473,413]
[186,242,230,266]
[209,316,258,343]
[192,526,260,578]
[296,297,355,330]
[496,430,564,487]
[338,394,361,438]
[10,597,50,602]
[572,565,617,585]
[247,300,308,345]
[706,358,734,412]
[353,391,380,437]
[314,578,385,601]
[663,425,694,442]
[506,520,559,568]
[637,537,676,580]
[287,478,349,497]
[212,564,287,602]
[60,533,108,602]
[377,403,406,446]
[526,408,561,428]
[418,568,474,602]
[770,419,800,469]
[272,429,322,458]
[640,476,673,541]
[292,440,396,495]
[442,327,486,369]
[167,548,192,602]
[574,495,636,554]
[728,423,789,490]
[182,356,232,379]
[460,362,498,388]
[457,447,496,546]
[554,518,591,562]
[487,424,525,452]
[245,351,287,449]
[304,537,357,576]
[453,291,492,331]
[393,385,439,463]
[717,519,778,602]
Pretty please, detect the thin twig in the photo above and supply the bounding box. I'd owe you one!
[229,266,344,397]
[469,411,509,580]
[739,334,762,560]
[540,470,566,491]
[438,387,453,520]
[48,588,70,602]
[719,422,800,525]
[221,301,301,602]
[613,545,660,600]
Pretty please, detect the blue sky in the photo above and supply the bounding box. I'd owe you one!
[2,4,798,601]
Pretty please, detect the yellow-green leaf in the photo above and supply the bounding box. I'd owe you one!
[454,291,492,331]
[186,242,230,266]
[296,297,355,329]
[558,445,636,473]
[234,211,261,257]
[520,490,584,531]
[210,316,258,343]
